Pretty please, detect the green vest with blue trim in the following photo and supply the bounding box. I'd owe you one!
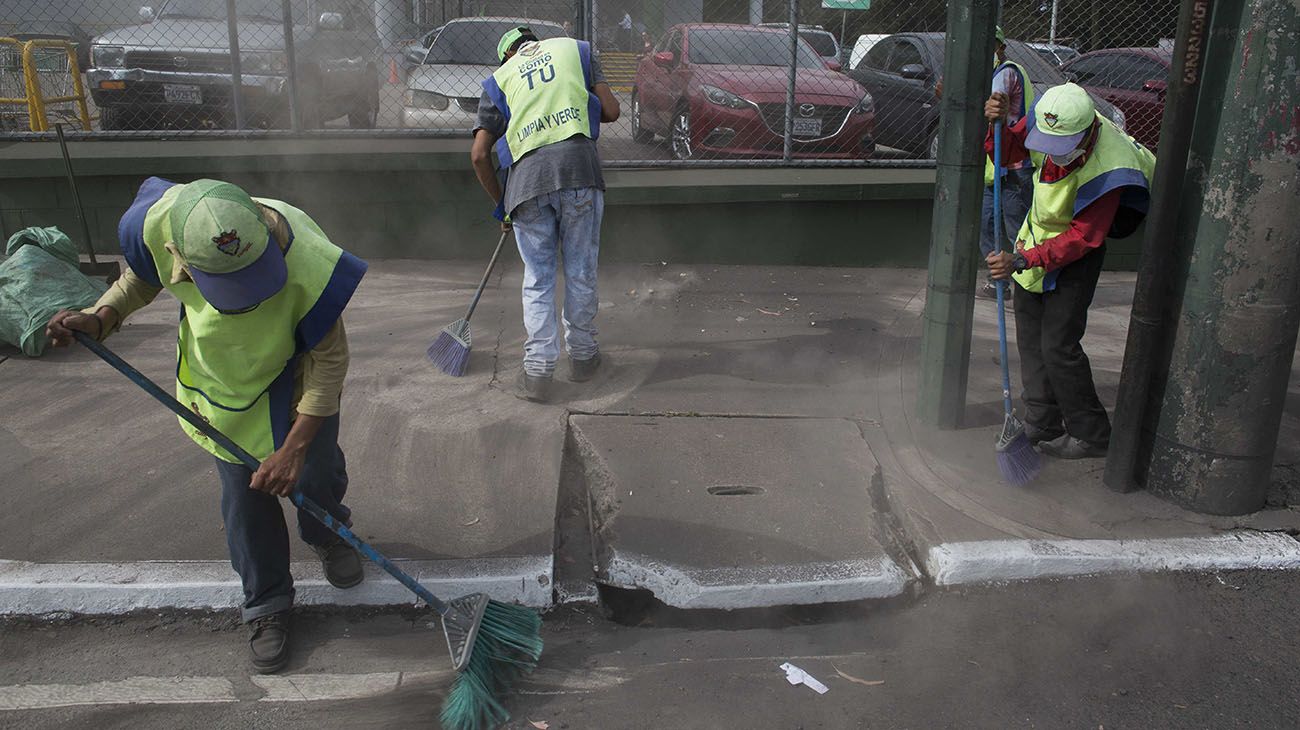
[481,37,600,170]
[1012,113,1156,293]
[117,177,367,463]
[984,59,1036,187]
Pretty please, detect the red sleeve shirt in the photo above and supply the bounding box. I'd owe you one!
[1020,188,1121,271]
[984,114,1031,169]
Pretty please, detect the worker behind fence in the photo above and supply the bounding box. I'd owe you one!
[977,26,1036,301]
[984,83,1156,459]
[45,178,368,673]
[470,27,620,402]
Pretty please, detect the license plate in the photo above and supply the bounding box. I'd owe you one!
[163,84,202,105]
[793,117,822,137]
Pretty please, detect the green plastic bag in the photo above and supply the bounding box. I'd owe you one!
[0,227,109,357]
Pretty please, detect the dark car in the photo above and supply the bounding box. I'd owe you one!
[1062,48,1171,150]
[848,32,1127,158]
[87,0,380,130]
[632,24,875,160]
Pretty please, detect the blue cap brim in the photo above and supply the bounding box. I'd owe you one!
[1026,126,1086,156]
[188,237,287,312]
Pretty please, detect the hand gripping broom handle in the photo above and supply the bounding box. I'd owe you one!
[72,331,451,615]
[993,121,1014,418]
[462,230,510,323]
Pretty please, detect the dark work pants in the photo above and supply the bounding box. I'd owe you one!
[214,413,351,622]
[1012,246,1111,445]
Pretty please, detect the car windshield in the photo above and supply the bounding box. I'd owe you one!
[425,21,564,65]
[801,32,838,58]
[160,0,281,21]
[689,29,825,68]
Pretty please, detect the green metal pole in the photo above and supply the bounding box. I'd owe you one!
[916,0,998,429]
[1144,0,1300,515]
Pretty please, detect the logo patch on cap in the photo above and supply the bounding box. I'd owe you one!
[1043,111,1059,128]
[213,229,250,257]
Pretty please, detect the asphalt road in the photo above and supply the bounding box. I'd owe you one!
[3,570,1297,729]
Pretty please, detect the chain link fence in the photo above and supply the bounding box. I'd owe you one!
[1,0,1176,163]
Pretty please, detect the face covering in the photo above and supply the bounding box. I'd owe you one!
[1050,147,1086,166]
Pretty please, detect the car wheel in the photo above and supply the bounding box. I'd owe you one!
[670,107,694,160]
[631,92,653,143]
[348,73,379,129]
[928,129,939,159]
[99,106,143,131]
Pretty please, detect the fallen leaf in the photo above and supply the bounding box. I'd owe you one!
[529,721,550,729]
[461,517,481,527]
[832,664,885,687]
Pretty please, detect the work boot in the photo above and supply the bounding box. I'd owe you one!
[515,370,553,403]
[248,611,290,674]
[311,534,364,589]
[1024,426,1065,446]
[568,353,602,382]
[1038,434,1108,459]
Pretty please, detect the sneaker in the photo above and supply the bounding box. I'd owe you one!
[568,353,602,382]
[1038,434,1108,459]
[515,370,553,403]
[976,282,1000,300]
[1024,427,1065,446]
[310,534,363,589]
[248,612,290,674]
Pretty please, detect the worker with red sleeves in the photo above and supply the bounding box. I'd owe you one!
[984,83,1156,459]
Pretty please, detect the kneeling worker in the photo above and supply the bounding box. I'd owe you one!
[984,83,1155,459]
[46,177,368,672]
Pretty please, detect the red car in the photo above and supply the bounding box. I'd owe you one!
[631,24,876,160]
[1061,48,1172,150]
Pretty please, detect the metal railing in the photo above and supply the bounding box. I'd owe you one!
[2,0,1178,165]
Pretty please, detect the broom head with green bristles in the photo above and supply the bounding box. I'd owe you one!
[439,594,544,730]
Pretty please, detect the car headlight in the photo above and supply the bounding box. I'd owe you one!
[92,45,125,68]
[1110,106,1127,131]
[700,84,750,110]
[241,51,288,75]
[407,89,449,111]
[853,92,874,115]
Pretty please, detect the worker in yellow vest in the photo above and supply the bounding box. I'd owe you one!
[985,83,1156,459]
[977,26,1036,301]
[470,27,620,402]
[45,178,368,673]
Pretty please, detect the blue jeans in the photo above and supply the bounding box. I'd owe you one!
[214,413,350,622]
[980,167,1035,265]
[510,187,604,376]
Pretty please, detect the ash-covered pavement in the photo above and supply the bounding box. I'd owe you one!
[3,570,1298,728]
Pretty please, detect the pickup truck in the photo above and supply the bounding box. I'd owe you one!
[86,0,380,130]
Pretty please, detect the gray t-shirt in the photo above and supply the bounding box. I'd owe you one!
[475,56,606,215]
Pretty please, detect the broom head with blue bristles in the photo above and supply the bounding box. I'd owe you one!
[996,412,1042,486]
[428,319,472,377]
[439,594,544,730]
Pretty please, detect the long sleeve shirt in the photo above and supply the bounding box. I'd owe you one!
[84,213,349,418]
[988,116,1122,272]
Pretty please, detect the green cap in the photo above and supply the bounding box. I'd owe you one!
[995,26,1005,44]
[1026,83,1097,155]
[497,27,531,63]
[168,179,285,311]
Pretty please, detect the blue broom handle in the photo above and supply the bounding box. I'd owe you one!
[993,121,1014,418]
[73,331,451,616]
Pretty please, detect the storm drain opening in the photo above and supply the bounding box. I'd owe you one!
[706,485,767,497]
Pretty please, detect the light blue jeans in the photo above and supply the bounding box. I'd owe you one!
[510,187,604,376]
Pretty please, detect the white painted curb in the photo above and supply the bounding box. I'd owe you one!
[925,531,1300,586]
[0,556,552,615]
[604,551,913,609]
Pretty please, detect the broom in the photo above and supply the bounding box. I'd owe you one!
[991,121,1042,486]
[73,331,542,730]
[428,230,511,376]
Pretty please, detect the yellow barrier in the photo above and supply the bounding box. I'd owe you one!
[22,39,91,132]
[0,37,40,128]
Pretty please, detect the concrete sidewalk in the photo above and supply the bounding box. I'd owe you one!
[0,259,1296,614]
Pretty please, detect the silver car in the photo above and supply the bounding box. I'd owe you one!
[402,17,566,129]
